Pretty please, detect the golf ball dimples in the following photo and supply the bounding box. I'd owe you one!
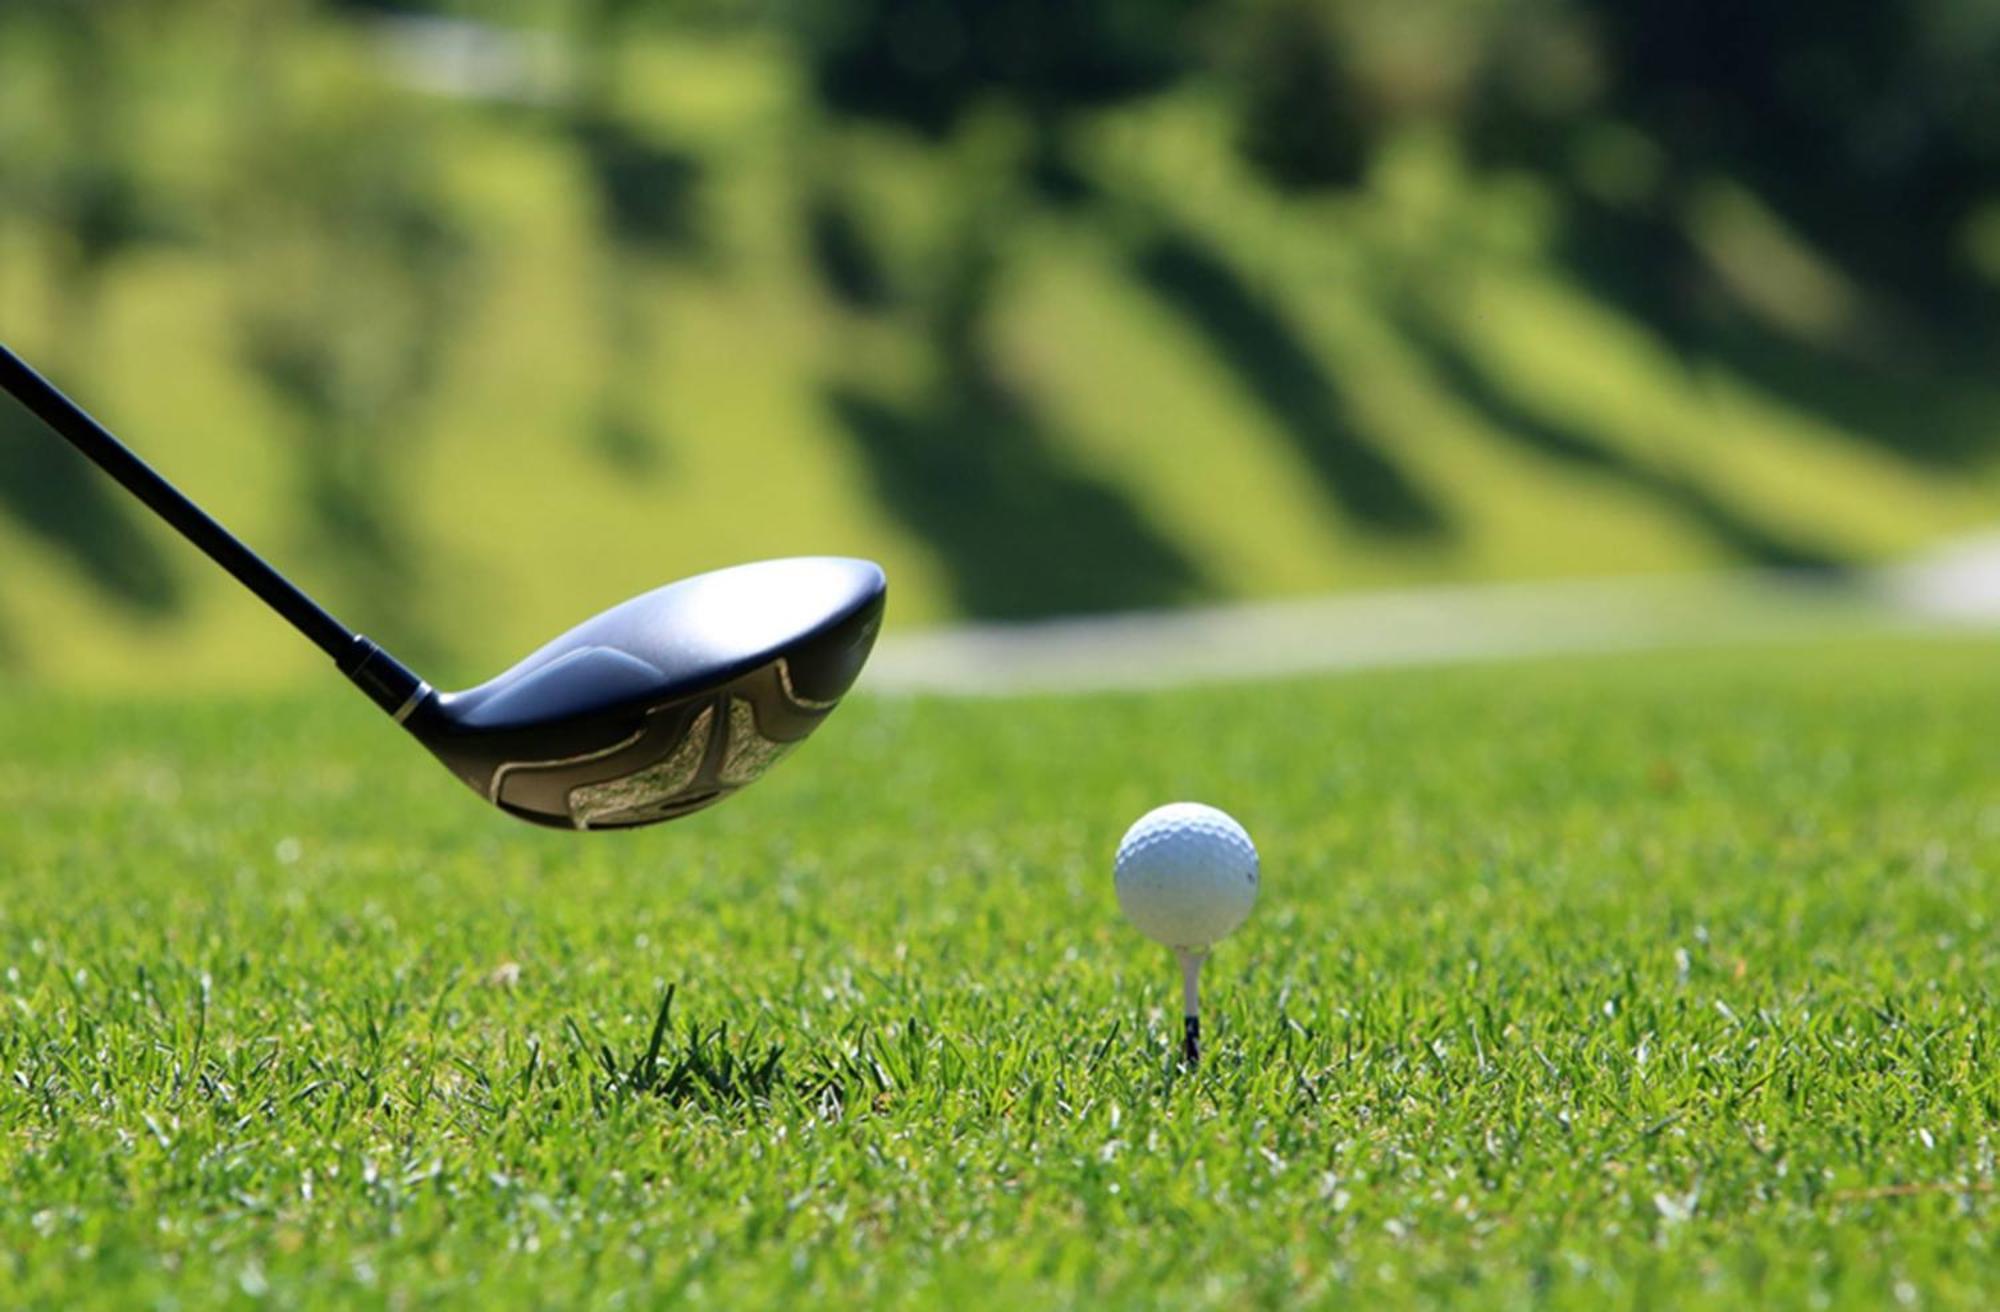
[1115,803,1259,951]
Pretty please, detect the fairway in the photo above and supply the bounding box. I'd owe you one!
[5,637,2000,1308]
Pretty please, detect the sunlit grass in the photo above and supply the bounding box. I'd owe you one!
[4,26,1999,693]
[3,637,1999,1306]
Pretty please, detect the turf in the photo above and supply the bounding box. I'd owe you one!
[7,21,2000,691]
[4,636,2000,1308]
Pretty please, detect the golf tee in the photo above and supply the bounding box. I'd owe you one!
[1177,949,1205,1066]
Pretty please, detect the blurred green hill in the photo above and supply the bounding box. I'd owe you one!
[2,0,1997,690]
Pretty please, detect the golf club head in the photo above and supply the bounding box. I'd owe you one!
[397,557,885,830]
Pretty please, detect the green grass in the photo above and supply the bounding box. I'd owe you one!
[5,636,2000,1307]
[6,24,2000,690]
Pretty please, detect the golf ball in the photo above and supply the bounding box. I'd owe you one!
[1114,802,1259,951]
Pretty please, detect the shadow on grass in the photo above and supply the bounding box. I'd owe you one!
[571,114,706,259]
[0,402,182,614]
[1391,302,1845,573]
[1691,323,2000,471]
[578,989,792,1114]
[826,366,1208,619]
[583,987,872,1120]
[568,114,709,476]
[804,184,895,314]
[240,325,446,667]
[1132,227,1448,537]
[589,989,1124,1120]
[1556,205,2000,470]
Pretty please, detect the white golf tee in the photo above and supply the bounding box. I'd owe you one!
[1177,948,1206,1065]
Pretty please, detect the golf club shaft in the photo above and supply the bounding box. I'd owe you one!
[0,346,426,716]
[1182,1015,1200,1066]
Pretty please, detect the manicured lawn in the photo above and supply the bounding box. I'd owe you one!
[7,21,1999,691]
[4,636,1999,1307]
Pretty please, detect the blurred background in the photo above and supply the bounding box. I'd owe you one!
[2,0,1997,691]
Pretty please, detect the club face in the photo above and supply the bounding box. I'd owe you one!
[402,557,885,829]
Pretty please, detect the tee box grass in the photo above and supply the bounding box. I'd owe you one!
[2,636,1998,1307]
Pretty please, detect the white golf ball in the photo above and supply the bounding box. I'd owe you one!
[1114,802,1259,951]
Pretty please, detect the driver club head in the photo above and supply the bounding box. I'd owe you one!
[0,347,886,833]
[397,557,885,830]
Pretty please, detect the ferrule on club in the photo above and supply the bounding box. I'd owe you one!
[341,637,430,723]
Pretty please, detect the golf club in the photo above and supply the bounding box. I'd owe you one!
[0,345,886,830]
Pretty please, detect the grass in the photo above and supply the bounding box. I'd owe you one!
[6,23,2000,690]
[4,635,2000,1307]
